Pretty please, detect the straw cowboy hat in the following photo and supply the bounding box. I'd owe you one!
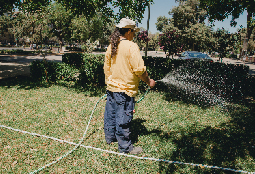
[116,18,140,32]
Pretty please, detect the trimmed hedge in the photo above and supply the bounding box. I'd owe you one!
[30,53,255,102]
[30,53,105,88]
[78,53,105,87]
[142,56,254,103]
[30,60,58,82]
[62,53,84,69]
[30,60,79,82]
[171,60,251,102]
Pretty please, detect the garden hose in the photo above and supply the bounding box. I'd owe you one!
[30,83,157,173]
[136,80,158,103]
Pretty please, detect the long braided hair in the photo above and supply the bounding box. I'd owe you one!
[110,27,132,58]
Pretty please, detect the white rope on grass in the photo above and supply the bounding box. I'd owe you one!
[27,94,107,174]
[0,124,254,174]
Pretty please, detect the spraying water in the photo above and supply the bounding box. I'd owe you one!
[157,64,228,108]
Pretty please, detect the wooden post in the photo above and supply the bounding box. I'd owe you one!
[145,3,150,57]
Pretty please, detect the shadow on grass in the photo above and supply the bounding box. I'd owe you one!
[130,118,162,144]
[0,75,51,89]
[129,98,255,173]
[0,75,107,97]
[156,104,255,173]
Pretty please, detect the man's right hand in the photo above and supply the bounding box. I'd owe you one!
[138,71,156,88]
[149,79,156,88]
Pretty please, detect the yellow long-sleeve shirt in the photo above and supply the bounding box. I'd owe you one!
[104,39,146,97]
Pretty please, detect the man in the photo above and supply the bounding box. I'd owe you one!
[104,18,156,154]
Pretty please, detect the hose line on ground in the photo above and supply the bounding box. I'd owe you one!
[30,84,154,173]
[30,94,107,174]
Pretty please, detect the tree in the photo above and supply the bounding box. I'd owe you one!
[158,29,184,58]
[0,0,154,23]
[71,14,90,44]
[46,2,74,49]
[138,31,151,43]
[156,0,213,53]
[171,0,206,29]
[214,28,231,60]
[88,12,115,45]
[134,30,150,51]
[98,18,115,47]
[71,12,115,47]
[8,12,27,46]
[0,0,51,15]
[236,27,255,55]
[156,16,169,32]
[0,14,12,44]
[148,32,160,51]
[198,0,255,53]
[7,10,51,48]
[170,0,211,51]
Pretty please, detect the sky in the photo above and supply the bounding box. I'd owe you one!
[132,0,247,34]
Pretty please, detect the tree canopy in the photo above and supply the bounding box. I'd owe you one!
[198,0,255,26]
[0,0,154,23]
[198,0,255,51]
[0,2,116,49]
[156,0,213,54]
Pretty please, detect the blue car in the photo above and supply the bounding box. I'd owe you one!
[179,51,213,62]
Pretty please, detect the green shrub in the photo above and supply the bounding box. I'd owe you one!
[166,60,250,102]
[62,53,83,69]
[139,56,185,92]
[30,60,58,82]
[77,53,105,88]
[140,56,253,102]
[31,53,255,101]
[94,48,106,52]
[55,63,79,81]
[30,60,79,82]
[62,52,105,87]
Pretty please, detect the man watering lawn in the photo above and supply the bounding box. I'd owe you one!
[104,18,156,155]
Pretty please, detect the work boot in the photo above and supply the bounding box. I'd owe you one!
[106,139,117,145]
[129,146,143,155]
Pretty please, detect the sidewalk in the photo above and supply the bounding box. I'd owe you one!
[0,54,62,80]
[211,57,255,75]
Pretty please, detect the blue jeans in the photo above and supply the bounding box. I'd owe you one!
[104,90,135,153]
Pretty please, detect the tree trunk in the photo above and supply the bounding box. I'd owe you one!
[244,8,254,53]
[40,29,43,51]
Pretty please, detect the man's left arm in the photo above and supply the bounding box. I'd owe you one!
[104,46,112,84]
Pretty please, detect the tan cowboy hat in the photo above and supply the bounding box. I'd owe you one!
[116,18,140,32]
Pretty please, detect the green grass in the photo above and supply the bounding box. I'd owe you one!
[0,77,254,173]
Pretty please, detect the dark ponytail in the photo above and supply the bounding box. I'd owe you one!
[110,27,132,58]
[110,28,121,58]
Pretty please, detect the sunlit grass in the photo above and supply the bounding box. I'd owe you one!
[0,79,254,173]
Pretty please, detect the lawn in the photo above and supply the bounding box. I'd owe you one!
[0,77,254,173]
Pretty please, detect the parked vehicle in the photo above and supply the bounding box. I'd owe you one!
[179,51,213,62]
